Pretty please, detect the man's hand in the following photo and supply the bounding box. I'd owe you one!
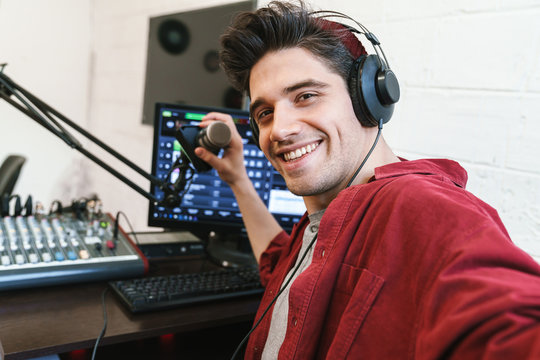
[194,112,249,186]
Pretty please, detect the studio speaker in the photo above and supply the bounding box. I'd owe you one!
[141,1,256,125]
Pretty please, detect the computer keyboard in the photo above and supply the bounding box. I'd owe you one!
[109,266,264,313]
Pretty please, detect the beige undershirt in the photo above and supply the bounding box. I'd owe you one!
[261,210,325,359]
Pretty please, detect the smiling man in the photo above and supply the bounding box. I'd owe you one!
[194,1,540,359]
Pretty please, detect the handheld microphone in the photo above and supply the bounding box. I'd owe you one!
[175,121,231,172]
[197,121,232,153]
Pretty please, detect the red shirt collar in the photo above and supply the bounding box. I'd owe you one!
[373,158,468,188]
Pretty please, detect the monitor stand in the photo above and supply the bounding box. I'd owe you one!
[205,231,257,269]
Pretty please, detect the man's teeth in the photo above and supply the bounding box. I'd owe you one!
[283,143,318,161]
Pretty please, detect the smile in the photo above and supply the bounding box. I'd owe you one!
[283,142,319,162]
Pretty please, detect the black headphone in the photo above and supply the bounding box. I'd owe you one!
[249,11,400,147]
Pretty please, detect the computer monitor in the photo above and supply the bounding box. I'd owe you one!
[148,103,305,243]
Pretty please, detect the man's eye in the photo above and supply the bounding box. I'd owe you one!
[257,109,272,122]
[298,93,316,102]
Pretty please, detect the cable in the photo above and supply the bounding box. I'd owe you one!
[11,194,22,216]
[91,287,109,360]
[23,195,33,216]
[346,118,384,188]
[230,119,384,359]
[114,210,140,246]
[48,200,63,215]
[230,233,318,360]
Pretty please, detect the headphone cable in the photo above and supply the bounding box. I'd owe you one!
[346,118,384,187]
[230,232,318,359]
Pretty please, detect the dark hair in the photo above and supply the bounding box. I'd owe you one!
[219,1,356,95]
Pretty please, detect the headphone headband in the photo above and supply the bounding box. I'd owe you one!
[310,10,392,72]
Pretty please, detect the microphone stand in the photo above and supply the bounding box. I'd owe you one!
[0,67,187,207]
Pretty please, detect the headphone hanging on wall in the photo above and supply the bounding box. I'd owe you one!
[249,11,400,147]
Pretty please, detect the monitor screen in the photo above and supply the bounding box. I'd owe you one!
[148,103,305,238]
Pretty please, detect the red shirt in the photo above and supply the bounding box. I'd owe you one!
[245,159,540,359]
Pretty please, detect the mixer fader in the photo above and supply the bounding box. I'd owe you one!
[0,211,147,291]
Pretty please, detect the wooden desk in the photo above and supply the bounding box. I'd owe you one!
[0,258,260,360]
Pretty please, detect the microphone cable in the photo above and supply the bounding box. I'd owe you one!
[230,119,384,359]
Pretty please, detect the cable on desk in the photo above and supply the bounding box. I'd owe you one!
[114,210,140,246]
[92,287,109,360]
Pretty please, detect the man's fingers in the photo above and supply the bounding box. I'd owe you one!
[194,147,219,168]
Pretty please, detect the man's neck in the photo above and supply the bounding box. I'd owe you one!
[348,136,400,186]
[304,136,399,215]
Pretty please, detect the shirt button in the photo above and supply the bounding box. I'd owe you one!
[310,225,318,232]
[293,318,297,327]
[321,249,326,257]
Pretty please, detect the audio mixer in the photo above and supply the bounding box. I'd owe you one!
[0,211,148,291]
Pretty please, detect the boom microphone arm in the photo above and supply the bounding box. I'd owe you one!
[0,67,187,207]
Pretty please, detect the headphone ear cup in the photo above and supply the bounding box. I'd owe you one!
[348,56,374,127]
[249,117,260,149]
[349,54,398,126]
[376,68,400,106]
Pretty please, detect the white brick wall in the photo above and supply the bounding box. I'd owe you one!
[372,1,540,258]
[1,0,539,258]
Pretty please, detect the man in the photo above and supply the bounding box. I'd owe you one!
[195,1,540,358]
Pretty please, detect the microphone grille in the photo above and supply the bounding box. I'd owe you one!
[205,122,231,148]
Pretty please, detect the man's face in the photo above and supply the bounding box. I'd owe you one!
[249,47,368,203]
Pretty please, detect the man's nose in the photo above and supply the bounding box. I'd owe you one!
[269,104,301,142]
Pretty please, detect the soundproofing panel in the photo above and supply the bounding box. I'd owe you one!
[142,1,256,125]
